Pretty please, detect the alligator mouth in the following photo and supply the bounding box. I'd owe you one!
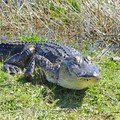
[76,71,101,80]
[77,76,101,82]
[77,71,101,80]
[79,75,101,79]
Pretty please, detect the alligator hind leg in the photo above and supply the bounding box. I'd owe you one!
[25,54,60,79]
[4,47,35,74]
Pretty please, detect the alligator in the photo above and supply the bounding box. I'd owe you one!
[0,42,101,90]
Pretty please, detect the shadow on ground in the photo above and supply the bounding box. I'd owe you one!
[0,64,86,108]
[18,75,87,109]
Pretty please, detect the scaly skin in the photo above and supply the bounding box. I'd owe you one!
[0,42,101,90]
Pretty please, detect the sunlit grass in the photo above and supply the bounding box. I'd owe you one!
[0,51,120,119]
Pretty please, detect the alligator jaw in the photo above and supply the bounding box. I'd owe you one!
[57,77,99,90]
[77,72,101,80]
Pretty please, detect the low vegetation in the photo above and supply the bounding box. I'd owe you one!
[0,41,120,119]
[0,0,120,119]
[1,0,120,46]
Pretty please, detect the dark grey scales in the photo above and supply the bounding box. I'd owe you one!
[0,42,101,90]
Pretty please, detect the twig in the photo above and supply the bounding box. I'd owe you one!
[1,0,10,8]
[0,83,12,87]
[96,43,113,59]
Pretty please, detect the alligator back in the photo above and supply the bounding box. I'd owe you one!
[36,42,82,63]
[0,43,25,61]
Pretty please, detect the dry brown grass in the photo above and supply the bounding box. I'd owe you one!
[0,0,120,46]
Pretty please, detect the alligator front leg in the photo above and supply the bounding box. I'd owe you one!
[4,47,35,74]
[24,54,60,79]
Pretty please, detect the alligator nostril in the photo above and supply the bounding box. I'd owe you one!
[93,72,101,79]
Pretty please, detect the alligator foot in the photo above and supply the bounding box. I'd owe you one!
[4,64,22,74]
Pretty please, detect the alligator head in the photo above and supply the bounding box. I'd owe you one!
[57,55,101,90]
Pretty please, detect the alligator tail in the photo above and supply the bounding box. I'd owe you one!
[0,42,26,61]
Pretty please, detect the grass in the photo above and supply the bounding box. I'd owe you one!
[1,0,120,46]
[0,0,120,119]
[0,47,120,120]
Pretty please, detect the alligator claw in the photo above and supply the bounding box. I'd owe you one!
[4,64,22,74]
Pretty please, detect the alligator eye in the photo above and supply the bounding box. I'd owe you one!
[86,56,91,61]
[74,56,83,63]
[83,56,93,64]
[86,79,90,81]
